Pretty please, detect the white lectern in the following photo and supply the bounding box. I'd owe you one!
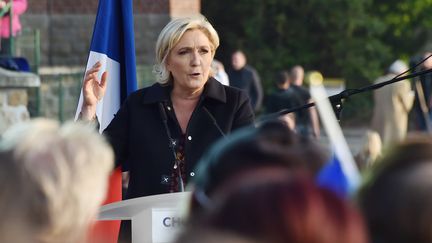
[99,192,191,243]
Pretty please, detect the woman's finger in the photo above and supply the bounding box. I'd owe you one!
[85,62,102,75]
[84,73,97,85]
[86,66,101,76]
[100,71,108,89]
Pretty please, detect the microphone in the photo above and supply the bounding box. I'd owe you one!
[158,102,185,192]
[159,102,168,122]
[203,106,226,138]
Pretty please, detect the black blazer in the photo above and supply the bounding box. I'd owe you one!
[104,77,254,199]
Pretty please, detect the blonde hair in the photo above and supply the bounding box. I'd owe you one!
[153,15,220,84]
[0,119,114,243]
[355,130,382,170]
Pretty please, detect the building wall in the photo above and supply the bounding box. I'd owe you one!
[21,0,200,66]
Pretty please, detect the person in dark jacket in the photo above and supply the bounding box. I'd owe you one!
[79,15,254,242]
[265,71,303,129]
[227,50,263,112]
[290,65,320,138]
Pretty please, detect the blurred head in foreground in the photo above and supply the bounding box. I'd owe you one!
[0,119,114,243]
[189,120,328,215]
[183,175,368,243]
[359,134,432,243]
[175,228,260,243]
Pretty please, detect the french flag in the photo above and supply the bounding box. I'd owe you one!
[75,0,137,242]
[309,73,361,198]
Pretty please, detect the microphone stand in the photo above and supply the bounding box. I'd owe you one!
[259,68,432,123]
[203,106,226,138]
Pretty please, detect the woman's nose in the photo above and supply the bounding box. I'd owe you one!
[190,51,200,66]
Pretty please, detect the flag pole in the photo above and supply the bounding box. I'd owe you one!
[310,71,361,194]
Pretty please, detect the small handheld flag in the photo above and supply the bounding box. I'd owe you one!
[309,72,361,197]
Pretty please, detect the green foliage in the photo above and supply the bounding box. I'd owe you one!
[370,0,432,58]
[202,0,392,92]
[202,0,432,122]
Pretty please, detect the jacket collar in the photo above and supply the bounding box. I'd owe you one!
[142,77,226,104]
[202,77,227,103]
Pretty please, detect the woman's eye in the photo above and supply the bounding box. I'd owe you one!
[200,49,209,54]
[178,50,188,55]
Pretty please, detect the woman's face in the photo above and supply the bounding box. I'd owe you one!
[166,29,213,93]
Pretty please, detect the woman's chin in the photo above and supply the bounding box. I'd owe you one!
[187,79,207,89]
[173,77,208,93]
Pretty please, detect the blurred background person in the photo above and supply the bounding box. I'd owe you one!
[291,65,305,87]
[184,175,368,243]
[358,135,432,243]
[0,0,27,56]
[0,119,114,243]
[290,65,320,138]
[264,70,302,130]
[211,59,229,86]
[227,50,263,112]
[411,52,432,131]
[371,60,414,148]
[354,130,382,171]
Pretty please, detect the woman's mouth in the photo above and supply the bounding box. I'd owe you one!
[189,73,201,77]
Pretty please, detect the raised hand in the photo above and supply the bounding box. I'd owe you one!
[80,62,108,120]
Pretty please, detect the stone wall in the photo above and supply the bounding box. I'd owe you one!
[37,65,155,122]
[37,69,82,121]
[170,0,201,18]
[0,69,40,133]
[20,0,200,66]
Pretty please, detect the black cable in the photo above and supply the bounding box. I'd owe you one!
[158,102,185,192]
[203,106,226,138]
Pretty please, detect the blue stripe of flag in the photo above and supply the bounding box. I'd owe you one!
[89,0,137,101]
[316,153,350,198]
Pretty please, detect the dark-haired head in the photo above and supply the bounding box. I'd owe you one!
[187,175,368,243]
[359,134,432,243]
[189,120,328,214]
[275,71,290,86]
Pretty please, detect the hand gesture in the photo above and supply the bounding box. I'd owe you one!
[80,62,108,120]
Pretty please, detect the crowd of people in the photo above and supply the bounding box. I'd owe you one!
[4,117,432,243]
[2,14,432,243]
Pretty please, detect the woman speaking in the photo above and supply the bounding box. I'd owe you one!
[80,15,254,241]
